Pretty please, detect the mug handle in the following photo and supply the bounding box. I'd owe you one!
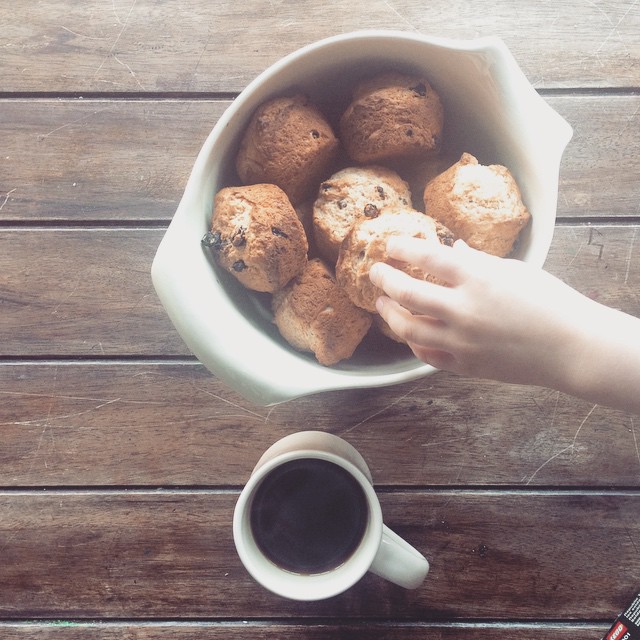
[369,525,429,589]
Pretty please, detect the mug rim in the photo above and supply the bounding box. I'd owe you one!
[233,449,383,600]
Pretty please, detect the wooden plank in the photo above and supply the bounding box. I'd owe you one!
[0,362,638,488]
[0,491,637,619]
[1,95,639,222]
[548,95,640,218]
[1,225,640,357]
[3,2,635,635]
[0,0,638,93]
[0,621,609,640]
[0,100,225,222]
[0,229,184,356]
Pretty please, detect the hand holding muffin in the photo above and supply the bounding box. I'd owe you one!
[370,236,640,414]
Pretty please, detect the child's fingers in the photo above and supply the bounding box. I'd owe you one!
[375,296,452,352]
[370,262,456,319]
[408,343,457,372]
[385,236,469,286]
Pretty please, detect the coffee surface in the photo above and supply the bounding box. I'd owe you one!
[250,458,369,574]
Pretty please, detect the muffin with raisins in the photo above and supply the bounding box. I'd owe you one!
[312,165,412,265]
[339,72,444,164]
[205,184,308,293]
[336,207,455,313]
[236,94,340,205]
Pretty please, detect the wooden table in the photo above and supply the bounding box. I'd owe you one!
[1,2,639,638]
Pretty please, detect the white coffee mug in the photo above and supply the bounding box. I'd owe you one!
[233,431,429,600]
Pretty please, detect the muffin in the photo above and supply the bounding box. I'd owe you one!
[336,207,455,312]
[272,258,372,366]
[312,165,412,264]
[235,94,340,205]
[339,72,444,164]
[423,152,531,257]
[204,183,308,293]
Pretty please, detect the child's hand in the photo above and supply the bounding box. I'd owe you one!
[369,237,598,389]
[370,235,640,414]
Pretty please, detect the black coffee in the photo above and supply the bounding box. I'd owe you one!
[250,458,369,574]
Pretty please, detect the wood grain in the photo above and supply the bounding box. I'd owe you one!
[0,229,182,356]
[548,95,640,218]
[1,95,639,222]
[0,622,609,640]
[0,491,637,619]
[0,100,225,221]
[1,225,639,357]
[1,0,638,93]
[3,1,639,634]
[1,362,638,488]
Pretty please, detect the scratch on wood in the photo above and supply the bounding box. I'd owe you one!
[92,342,106,355]
[571,404,597,451]
[2,398,121,428]
[114,54,143,89]
[94,0,138,79]
[624,228,637,285]
[0,393,165,428]
[524,445,573,485]
[340,379,427,434]
[25,366,59,473]
[566,229,587,268]
[185,29,213,93]
[38,109,108,140]
[591,0,637,57]
[381,0,419,32]
[112,0,125,25]
[0,188,16,211]
[60,25,107,41]
[524,404,598,485]
[587,226,605,259]
[420,432,492,449]
[626,527,640,555]
[0,390,160,404]
[192,386,268,421]
[51,279,81,315]
[584,0,615,63]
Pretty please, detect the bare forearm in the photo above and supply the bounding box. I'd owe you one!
[560,302,640,414]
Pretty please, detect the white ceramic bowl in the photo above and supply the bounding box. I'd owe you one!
[151,30,572,406]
